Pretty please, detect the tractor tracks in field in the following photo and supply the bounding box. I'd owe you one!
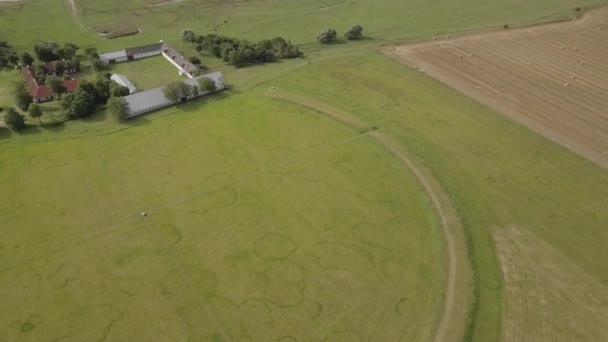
[267,90,473,342]
[66,0,85,30]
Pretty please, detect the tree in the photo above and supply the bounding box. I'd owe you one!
[109,83,130,97]
[107,96,129,121]
[61,88,94,119]
[35,67,47,84]
[46,76,67,97]
[21,52,34,66]
[189,56,201,65]
[198,77,217,93]
[344,24,364,40]
[163,81,190,102]
[12,81,33,111]
[53,61,65,75]
[28,103,43,124]
[187,85,199,98]
[91,58,109,72]
[181,29,196,43]
[84,47,99,59]
[316,28,337,43]
[3,107,26,131]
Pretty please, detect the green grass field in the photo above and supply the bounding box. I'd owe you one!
[110,55,184,90]
[1,0,608,341]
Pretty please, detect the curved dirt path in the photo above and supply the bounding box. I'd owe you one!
[268,91,472,341]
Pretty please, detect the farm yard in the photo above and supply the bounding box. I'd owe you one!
[391,7,608,167]
[1,0,608,341]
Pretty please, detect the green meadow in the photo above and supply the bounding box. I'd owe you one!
[1,0,608,341]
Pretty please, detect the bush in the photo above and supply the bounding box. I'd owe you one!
[503,24,510,29]
[3,107,26,131]
[12,81,33,111]
[316,28,337,43]
[107,96,129,121]
[189,56,201,65]
[344,24,364,40]
[198,77,217,93]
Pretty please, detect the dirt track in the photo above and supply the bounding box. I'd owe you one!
[268,91,472,342]
[388,7,608,168]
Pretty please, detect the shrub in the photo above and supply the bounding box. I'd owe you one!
[503,24,510,29]
[344,24,364,40]
[198,77,217,93]
[3,107,26,131]
[316,28,337,43]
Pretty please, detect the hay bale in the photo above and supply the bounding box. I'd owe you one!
[579,61,585,66]
[469,53,474,57]
[459,55,463,58]
[433,36,437,41]
[574,47,579,51]
[141,211,148,217]
[445,35,450,39]
[560,45,565,49]
[527,61,533,65]
[571,75,576,80]
[564,82,569,87]
[413,65,418,69]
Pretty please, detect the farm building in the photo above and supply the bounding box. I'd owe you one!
[123,71,226,118]
[99,41,199,78]
[21,65,80,103]
[110,74,137,94]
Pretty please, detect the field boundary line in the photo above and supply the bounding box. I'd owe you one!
[267,91,473,341]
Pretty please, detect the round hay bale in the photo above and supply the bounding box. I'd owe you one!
[141,211,148,217]
[564,82,569,87]
[445,35,450,39]
[413,65,418,69]
[527,61,533,66]
[459,55,463,58]
[420,69,426,73]
[469,53,474,57]
[432,36,437,41]
[571,75,576,80]
[579,61,585,66]
[574,47,579,51]
[560,45,565,49]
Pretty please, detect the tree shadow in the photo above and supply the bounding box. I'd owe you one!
[0,128,12,140]
[41,120,66,133]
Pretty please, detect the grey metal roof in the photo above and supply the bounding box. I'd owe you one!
[123,71,226,118]
[99,50,127,61]
[125,43,162,56]
[110,73,137,93]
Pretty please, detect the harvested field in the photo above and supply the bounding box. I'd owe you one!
[494,225,608,341]
[391,7,608,168]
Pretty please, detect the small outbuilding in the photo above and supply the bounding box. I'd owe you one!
[110,73,137,94]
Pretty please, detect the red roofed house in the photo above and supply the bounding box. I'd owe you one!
[22,65,80,103]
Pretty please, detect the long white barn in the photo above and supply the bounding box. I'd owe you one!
[122,71,226,118]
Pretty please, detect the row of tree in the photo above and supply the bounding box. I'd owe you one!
[162,77,217,103]
[182,30,303,68]
[33,41,79,62]
[316,25,364,43]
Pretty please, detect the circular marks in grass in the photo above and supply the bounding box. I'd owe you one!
[535,175,552,186]
[241,173,282,194]
[352,221,397,249]
[311,242,375,272]
[254,233,297,261]
[223,149,253,168]
[47,263,80,289]
[161,269,217,296]
[298,207,337,232]
[263,261,306,308]
[324,329,363,342]
[239,298,272,336]
[117,276,145,296]
[20,314,44,333]
[380,257,401,277]
[394,297,409,316]
[232,205,261,227]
